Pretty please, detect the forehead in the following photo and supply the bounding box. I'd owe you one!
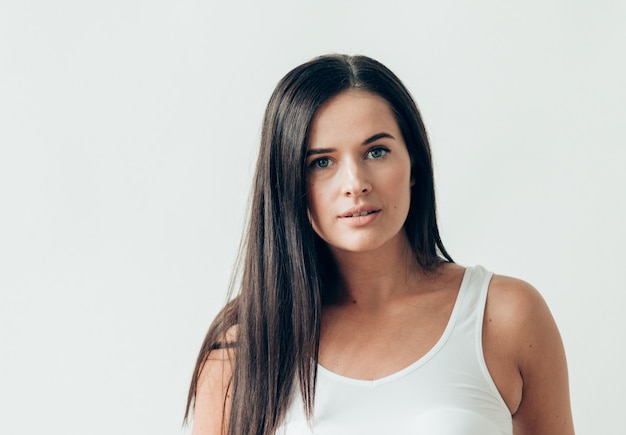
[308,90,401,147]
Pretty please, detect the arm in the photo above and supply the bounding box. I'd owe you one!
[488,276,575,435]
[512,281,574,434]
[190,347,233,435]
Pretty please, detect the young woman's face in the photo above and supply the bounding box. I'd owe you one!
[306,90,413,255]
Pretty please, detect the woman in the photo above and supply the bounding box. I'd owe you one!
[185,54,574,435]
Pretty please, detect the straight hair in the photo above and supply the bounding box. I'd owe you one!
[185,54,453,435]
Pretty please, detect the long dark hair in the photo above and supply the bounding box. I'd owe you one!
[185,54,453,435]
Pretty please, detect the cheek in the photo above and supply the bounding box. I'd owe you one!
[385,163,413,192]
[306,182,337,241]
[306,176,329,211]
[385,163,413,213]
[306,184,323,229]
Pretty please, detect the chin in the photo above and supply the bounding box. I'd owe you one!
[327,238,388,254]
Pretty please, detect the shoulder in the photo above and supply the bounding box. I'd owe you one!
[486,274,549,328]
[485,274,559,367]
[199,324,238,382]
[485,273,575,434]
[488,273,543,306]
[199,324,238,374]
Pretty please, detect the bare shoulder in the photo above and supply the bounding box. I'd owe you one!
[191,325,238,435]
[486,274,569,377]
[486,274,551,329]
[485,274,575,435]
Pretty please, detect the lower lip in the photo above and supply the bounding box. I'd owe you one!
[338,211,380,227]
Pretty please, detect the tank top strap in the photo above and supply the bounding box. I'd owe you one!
[450,265,494,341]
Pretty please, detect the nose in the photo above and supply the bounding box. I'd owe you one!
[342,160,371,197]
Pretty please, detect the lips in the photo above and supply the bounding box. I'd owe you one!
[346,210,377,217]
[339,206,381,218]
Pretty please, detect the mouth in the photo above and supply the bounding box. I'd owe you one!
[344,210,378,218]
[338,207,381,226]
[340,207,381,218]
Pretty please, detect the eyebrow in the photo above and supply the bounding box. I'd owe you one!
[363,132,395,145]
[306,132,396,156]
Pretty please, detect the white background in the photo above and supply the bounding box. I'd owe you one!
[1,1,624,433]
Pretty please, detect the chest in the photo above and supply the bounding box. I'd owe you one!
[281,309,513,434]
[318,290,457,381]
[316,286,522,416]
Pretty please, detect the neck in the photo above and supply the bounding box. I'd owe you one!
[326,232,426,308]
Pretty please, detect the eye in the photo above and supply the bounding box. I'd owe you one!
[309,157,332,169]
[366,147,389,159]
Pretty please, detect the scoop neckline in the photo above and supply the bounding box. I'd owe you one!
[317,266,472,387]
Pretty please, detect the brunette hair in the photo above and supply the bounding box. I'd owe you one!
[185,54,453,434]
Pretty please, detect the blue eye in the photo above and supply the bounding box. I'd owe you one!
[309,157,332,169]
[367,147,388,159]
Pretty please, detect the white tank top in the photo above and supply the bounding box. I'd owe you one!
[277,265,512,434]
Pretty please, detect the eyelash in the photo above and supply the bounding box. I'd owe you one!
[309,157,332,170]
[366,147,389,159]
[308,146,390,170]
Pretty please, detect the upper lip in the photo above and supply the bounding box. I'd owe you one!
[339,205,381,218]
